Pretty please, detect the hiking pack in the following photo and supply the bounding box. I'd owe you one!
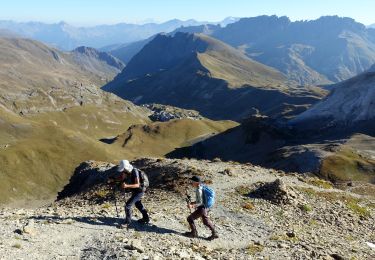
[137,169,149,189]
[202,185,215,209]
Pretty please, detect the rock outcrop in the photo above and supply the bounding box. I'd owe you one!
[144,104,203,122]
[249,179,304,205]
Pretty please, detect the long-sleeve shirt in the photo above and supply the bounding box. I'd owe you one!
[195,185,203,207]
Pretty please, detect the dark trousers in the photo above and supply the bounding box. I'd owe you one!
[187,206,215,234]
[125,191,148,223]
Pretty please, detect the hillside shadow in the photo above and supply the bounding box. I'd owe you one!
[166,116,375,177]
[29,215,181,235]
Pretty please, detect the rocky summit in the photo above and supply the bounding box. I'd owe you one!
[1,158,374,259]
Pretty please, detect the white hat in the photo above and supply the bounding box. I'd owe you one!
[117,160,133,172]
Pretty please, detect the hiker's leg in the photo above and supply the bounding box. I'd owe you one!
[134,192,149,220]
[124,192,139,224]
[187,207,204,234]
[201,208,215,232]
[201,208,218,240]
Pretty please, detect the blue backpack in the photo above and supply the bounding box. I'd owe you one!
[202,185,215,209]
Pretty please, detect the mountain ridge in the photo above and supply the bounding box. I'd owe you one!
[0,18,238,50]
[0,37,125,113]
[104,32,325,120]
[212,15,375,84]
[106,15,375,85]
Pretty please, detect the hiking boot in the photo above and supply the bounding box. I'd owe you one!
[207,232,219,241]
[137,217,150,224]
[116,223,129,229]
[183,231,198,238]
[117,219,131,229]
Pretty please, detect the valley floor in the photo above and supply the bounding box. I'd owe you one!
[0,158,374,259]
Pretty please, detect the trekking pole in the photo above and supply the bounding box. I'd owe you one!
[113,185,120,218]
[185,189,192,213]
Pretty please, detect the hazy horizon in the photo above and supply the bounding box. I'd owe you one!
[0,0,374,27]
[0,15,373,28]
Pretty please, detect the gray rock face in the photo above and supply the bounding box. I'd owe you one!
[144,104,203,122]
[292,68,375,127]
[73,46,125,71]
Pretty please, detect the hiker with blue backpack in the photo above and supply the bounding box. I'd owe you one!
[184,176,219,240]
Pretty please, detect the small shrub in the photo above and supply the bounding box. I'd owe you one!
[346,199,370,218]
[101,203,111,209]
[300,204,312,212]
[269,234,281,241]
[242,202,255,210]
[307,178,333,189]
[247,243,264,255]
[12,243,21,249]
[212,157,222,162]
[236,185,251,196]
[269,233,298,242]
[95,189,109,198]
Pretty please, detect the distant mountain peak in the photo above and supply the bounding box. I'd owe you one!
[73,46,125,71]
[74,46,100,55]
[236,15,291,25]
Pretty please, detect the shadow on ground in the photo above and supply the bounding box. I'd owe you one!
[29,215,181,235]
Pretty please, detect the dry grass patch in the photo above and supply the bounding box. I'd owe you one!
[12,243,21,249]
[247,243,264,255]
[101,203,111,209]
[300,204,313,212]
[307,177,333,189]
[345,199,370,218]
[242,202,255,210]
[95,189,109,199]
[235,185,252,196]
[320,148,375,183]
[298,187,371,218]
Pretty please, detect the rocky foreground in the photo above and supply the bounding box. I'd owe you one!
[0,158,374,259]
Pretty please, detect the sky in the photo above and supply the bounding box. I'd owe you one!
[0,0,374,26]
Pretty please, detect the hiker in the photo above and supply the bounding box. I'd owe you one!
[110,160,150,226]
[184,176,218,240]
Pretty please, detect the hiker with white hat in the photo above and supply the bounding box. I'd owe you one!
[114,160,150,226]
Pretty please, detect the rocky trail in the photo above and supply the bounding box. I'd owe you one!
[0,158,374,259]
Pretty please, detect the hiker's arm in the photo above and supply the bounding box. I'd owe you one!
[122,176,140,189]
[188,202,197,209]
[108,172,125,184]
